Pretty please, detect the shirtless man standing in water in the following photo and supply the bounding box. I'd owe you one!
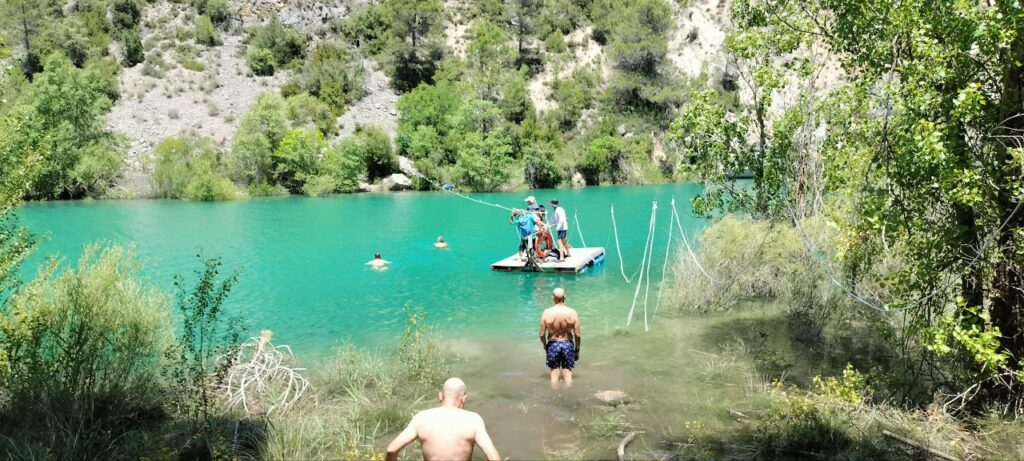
[385,378,501,461]
[539,287,581,388]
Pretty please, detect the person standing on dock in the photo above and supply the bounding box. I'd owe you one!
[525,195,540,212]
[548,199,571,261]
[540,287,581,388]
[385,378,502,461]
[511,209,540,262]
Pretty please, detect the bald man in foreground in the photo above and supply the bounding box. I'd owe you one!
[385,378,501,461]
[540,287,581,388]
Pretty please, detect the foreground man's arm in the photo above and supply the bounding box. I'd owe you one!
[385,417,419,461]
[539,314,548,350]
[574,312,582,359]
[475,415,502,461]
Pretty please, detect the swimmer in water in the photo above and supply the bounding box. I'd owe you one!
[367,252,390,269]
[435,236,448,249]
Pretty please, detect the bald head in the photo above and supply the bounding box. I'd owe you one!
[439,377,468,407]
[553,287,565,303]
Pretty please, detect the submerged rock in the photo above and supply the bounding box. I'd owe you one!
[593,390,630,406]
[383,173,413,191]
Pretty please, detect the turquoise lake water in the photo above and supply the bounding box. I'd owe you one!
[18,184,706,357]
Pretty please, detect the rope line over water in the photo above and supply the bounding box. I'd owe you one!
[405,169,515,212]
[573,208,588,247]
[611,205,633,284]
[626,201,657,331]
[670,199,716,284]
[653,198,676,318]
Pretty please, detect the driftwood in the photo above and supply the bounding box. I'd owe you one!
[617,431,639,461]
[882,430,959,461]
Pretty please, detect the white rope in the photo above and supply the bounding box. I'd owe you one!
[611,204,632,283]
[653,198,675,318]
[626,201,657,328]
[642,201,657,332]
[573,208,588,247]
[670,199,716,284]
[405,168,514,212]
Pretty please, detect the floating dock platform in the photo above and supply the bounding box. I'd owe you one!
[491,247,606,274]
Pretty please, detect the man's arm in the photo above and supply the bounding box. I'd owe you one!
[539,313,548,350]
[573,312,582,359]
[474,416,502,461]
[385,417,419,461]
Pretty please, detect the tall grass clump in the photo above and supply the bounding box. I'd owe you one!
[263,308,449,460]
[668,214,845,314]
[0,245,174,458]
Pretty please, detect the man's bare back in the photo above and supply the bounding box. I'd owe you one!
[386,378,500,461]
[539,288,581,388]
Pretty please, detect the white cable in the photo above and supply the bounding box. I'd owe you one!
[406,168,515,212]
[642,201,658,332]
[626,201,657,327]
[611,204,632,283]
[670,200,716,284]
[573,208,588,247]
[653,198,675,318]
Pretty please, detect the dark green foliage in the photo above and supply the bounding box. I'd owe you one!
[580,135,625,185]
[318,143,367,194]
[606,0,679,109]
[343,125,395,181]
[523,142,563,188]
[111,0,142,31]
[120,27,145,66]
[552,67,597,129]
[195,15,221,47]
[246,47,275,75]
[293,43,365,114]
[455,132,514,192]
[338,3,393,56]
[501,69,531,123]
[396,82,460,158]
[198,0,230,25]
[165,255,243,433]
[21,53,123,199]
[389,44,441,93]
[246,16,306,75]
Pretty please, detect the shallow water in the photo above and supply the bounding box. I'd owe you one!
[19,184,773,459]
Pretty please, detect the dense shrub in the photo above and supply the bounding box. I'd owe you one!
[396,82,460,157]
[195,15,221,47]
[455,133,514,192]
[111,0,142,31]
[120,27,145,66]
[247,16,306,74]
[153,136,238,200]
[552,67,598,129]
[230,93,288,185]
[246,47,275,76]
[342,125,395,181]
[198,0,231,25]
[293,43,366,114]
[273,128,326,193]
[337,3,393,56]
[320,143,367,193]
[523,142,563,188]
[580,135,625,185]
[0,245,173,458]
[22,54,123,199]
[285,92,337,136]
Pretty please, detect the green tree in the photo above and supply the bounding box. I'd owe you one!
[293,43,366,114]
[111,0,142,31]
[455,133,514,191]
[384,0,445,92]
[606,0,678,110]
[523,142,563,188]
[285,92,337,136]
[466,20,515,101]
[25,53,123,199]
[506,0,542,65]
[341,125,395,181]
[1,0,47,77]
[120,27,144,66]
[319,143,367,193]
[580,135,625,185]
[230,92,288,186]
[274,128,326,193]
[153,136,237,201]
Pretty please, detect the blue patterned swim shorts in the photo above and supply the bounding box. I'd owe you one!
[546,340,576,370]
